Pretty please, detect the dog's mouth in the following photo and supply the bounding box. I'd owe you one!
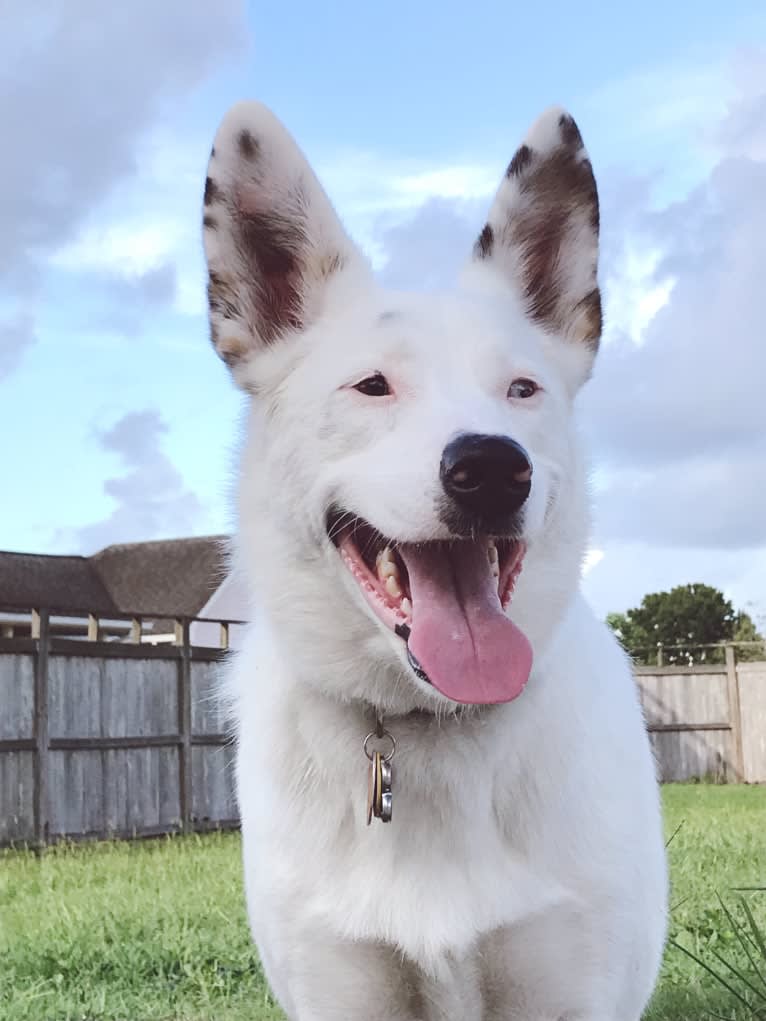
[329,512,533,705]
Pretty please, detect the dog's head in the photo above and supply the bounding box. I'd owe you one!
[203,103,601,712]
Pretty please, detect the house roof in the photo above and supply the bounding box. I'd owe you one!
[91,536,228,617]
[0,552,118,616]
[0,536,229,618]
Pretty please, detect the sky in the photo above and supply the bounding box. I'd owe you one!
[1,0,765,623]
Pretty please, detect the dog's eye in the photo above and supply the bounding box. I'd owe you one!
[508,378,539,400]
[353,373,391,397]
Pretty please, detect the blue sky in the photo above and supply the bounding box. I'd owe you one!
[2,0,766,622]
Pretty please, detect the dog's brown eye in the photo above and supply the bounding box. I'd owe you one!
[353,373,391,397]
[508,378,539,399]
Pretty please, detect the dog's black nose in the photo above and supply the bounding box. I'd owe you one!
[440,434,532,521]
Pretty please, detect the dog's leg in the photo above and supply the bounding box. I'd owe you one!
[476,907,653,1021]
[284,935,484,1021]
[286,939,421,1021]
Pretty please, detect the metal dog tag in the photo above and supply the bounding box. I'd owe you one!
[377,755,393,822]
[364,726,395,825]
[366,753,376,825]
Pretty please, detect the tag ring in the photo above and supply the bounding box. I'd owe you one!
[363,729,396,763]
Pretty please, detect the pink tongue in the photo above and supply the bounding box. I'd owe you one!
[399,543,532,705]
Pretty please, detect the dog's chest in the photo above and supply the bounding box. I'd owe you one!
[292,742,569,967]
[237,655,578,971]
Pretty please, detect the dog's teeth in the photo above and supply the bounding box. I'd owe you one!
[376,547,399,581]
[487,541,499,565]
[385,575,402,599]
[401,597,412,617]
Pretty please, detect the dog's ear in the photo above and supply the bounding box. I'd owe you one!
[202,102,367,383]
[470,108,601,354]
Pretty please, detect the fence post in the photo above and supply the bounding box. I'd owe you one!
[33,609,51,848]
[725,644,745,782]
[175,619,192,833]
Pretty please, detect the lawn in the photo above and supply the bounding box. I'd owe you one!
[1,784,764,1021]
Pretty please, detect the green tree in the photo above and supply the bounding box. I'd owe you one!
[607,584,763,665]
[605,611,649,654]
[733,610,766,662]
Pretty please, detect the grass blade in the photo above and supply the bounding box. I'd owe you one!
[741,896,766,965]
[710,946,766,1005]
[665,820,685,848]
[669,938,756,1011]
[715,893,766,992]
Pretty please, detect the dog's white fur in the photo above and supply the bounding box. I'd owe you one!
[203,101,668,1020]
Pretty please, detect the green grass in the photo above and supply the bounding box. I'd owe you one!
[1,784,764,1020]
[646,784,766,1021]
[0,831,280,1021]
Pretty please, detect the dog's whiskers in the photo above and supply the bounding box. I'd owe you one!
[326,510,359,544]
[360,526,387,563]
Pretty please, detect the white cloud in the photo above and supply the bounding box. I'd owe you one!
[585,60,731,142]
[52,221,181,278]
[578,65,766,611]
[313,150,499,268]
[582,549,605,577]
[50,123,213,282]
[0,1,248,375]
[584,128,766,488]
[715,48,766,161]
[59,410,206,554]
[592,449,766,552]
[581,57,731,197]
[319,151,497,215]
[0,1,245,275]
[601,242,675,345]
[387,165,499,203]
[376,197,484,289]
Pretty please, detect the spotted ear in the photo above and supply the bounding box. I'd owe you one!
[202,102,368,384]
[471,108,602,352]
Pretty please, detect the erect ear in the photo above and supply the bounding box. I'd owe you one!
[471,108,602,353]
[202,102,368,383]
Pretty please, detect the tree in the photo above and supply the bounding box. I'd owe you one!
[733,611,766,662]
[606,584,763,665]
[606,611,650,654]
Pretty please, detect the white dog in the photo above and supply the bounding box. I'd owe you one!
[202,101,668,1020]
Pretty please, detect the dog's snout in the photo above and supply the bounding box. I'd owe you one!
[440,434,532,521]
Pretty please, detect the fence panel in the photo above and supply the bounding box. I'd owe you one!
[0,652,34,741]
[0,610,240,846]
[0,751,35,844]
[739,662,766,782]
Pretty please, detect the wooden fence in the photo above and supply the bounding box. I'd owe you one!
[635,645,766,784]
[0,607,243,847]
[1,612,764,847]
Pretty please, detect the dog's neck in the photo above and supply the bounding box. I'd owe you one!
[361,698,493,730]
